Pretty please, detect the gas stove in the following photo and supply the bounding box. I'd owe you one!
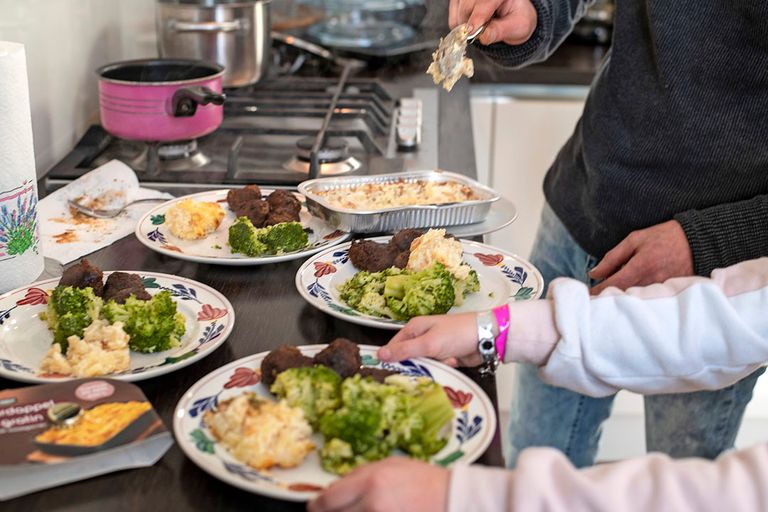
[45,69,438,193]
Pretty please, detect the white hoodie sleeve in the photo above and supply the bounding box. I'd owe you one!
[503,257,768,397]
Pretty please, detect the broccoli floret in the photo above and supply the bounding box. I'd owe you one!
[317,375,399,474]
[384,264,455,320]
[270,365,342,427]
[45,286,103,351]
[229,217,268,256]
[386,375,453,458]
[338,271,383,308]
[453,268,480,306]
[229,217,308,256]
[102,291,185,353]
[257,221,309,254]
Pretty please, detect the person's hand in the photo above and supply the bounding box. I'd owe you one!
[448,0,537,45]
[377,313,480,367]
[590,220,694,295]
[308,457,450,512]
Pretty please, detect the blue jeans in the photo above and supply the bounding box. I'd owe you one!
[506,203,765,468]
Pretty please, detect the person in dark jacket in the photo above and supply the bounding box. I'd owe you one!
[452,0,768,468]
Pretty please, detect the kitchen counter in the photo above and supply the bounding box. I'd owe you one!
[0,233,504,511]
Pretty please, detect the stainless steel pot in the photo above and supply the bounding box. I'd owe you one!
[156,0,271,87]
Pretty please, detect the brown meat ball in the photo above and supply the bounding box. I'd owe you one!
[227,184,262,212]
[108,287,152,304]
[235,200,270,228]
[264,207,300,227]
[59,259,104,297]
[389,229,424,252]
[103,272,143,301]
[267,189,301,215]
[393,250,410,269]
[313,338,362,378]
[348,240,397,272]
[358,367,398,383]
[261,345,314,388]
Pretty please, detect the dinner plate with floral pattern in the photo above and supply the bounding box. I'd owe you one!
[295,236,544,330]
[0,271,234,383]
[174,344,496,502]
[136,189,350,266]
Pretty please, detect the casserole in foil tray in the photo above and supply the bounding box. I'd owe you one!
[298,170,500,233]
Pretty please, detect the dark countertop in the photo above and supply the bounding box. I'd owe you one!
[1,235,503,511]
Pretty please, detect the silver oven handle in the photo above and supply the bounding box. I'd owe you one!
[170,19,247,33]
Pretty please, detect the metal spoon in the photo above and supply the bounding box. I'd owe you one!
[68,197,167,219]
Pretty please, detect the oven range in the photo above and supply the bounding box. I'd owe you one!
[44,65,439,194]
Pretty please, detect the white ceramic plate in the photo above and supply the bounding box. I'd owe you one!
[174,345,496,502]
[0,271,234,383]
[295,237,544,330]
[135,189,351,266]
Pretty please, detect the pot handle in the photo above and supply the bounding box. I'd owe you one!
[172,87,226,117]
[170,19,247,33]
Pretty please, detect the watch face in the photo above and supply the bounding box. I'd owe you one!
[480,339,495,354]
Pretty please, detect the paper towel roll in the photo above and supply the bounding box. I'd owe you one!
[0,42,43,293]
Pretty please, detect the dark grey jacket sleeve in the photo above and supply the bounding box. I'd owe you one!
[675,195,768,277]
[479,0,591,68]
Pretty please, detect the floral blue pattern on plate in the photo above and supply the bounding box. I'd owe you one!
[174,345,496,502]
[295,236,544,330]
[0,271,235,383]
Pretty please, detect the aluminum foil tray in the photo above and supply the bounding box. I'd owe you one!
[298,170,500,233]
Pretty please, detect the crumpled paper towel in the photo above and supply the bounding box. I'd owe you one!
[39,160,172,264]
[0,41,44,294]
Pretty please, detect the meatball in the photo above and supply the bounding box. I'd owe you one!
[108,287,152,304]
[358,367,398,383]
[389,229,424,252]
[236,200,270,228]
[264,207,300,226]
[261,345,314,387]
[393,250,410,269]
[348,240,397,272]
[103,272,143,300]
[267,189,301,216]
[313,338,362,378]
[227,184,262,212]
[59,259,104,297]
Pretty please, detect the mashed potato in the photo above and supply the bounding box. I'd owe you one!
[39,319,130,377]
[407,228,470,280]
[205,393,314,470]
[166,198,225,240]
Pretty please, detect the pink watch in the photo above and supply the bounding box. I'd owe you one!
[492,304,510,361]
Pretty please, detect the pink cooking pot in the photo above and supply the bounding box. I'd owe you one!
[97,59,226,142]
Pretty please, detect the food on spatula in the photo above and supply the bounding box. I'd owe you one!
[166,198,225,240]
[39,319,130,377]
[38,260,186,376]
[262,342,453,475]
[204,393,315,470]
[339,229,480,320]
[228,217,308,256]
[427,23,475,92]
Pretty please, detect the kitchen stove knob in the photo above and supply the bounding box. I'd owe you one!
[396,124,420,151]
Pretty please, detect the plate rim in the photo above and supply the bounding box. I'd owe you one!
[134,189,352,266]
[295,236,545,330]
[172,344,497,502]
[0,270,235,384]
